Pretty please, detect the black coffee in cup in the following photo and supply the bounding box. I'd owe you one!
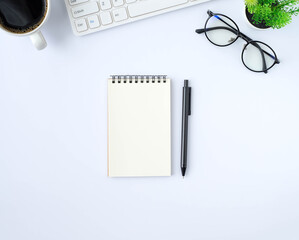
[0,0,47,34]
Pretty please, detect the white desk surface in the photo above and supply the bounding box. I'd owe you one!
[1,0,299,239]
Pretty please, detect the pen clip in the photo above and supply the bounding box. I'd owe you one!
[188,87,191,115]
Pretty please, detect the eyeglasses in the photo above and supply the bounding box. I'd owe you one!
[196,10,280,74]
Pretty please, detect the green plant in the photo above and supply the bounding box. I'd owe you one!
[245,0,299,28]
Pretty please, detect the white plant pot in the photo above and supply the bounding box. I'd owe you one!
[243,7,271,31]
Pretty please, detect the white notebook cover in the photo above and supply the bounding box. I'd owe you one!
[108,76,171,177]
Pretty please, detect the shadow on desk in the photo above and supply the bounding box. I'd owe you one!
[43,0,73,48]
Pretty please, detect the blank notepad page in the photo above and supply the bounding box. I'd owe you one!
[108,76,171,177]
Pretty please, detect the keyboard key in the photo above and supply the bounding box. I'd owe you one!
[128,0,188,17]
[112,0,124,7]
[100,11,113,25]
[75,19,88,32]
[112,8,128,22]
[126,0,137,3]
[69,0,88,6]
[88,15,100,28]
[72,2,99,18]
[99,0,112,10]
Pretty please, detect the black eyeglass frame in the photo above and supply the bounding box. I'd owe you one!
[196,10,280,74]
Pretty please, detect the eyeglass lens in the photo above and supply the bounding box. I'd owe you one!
[205,14,239,46]
[242,41,277,72]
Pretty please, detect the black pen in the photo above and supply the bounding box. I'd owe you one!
[181,80,191,178]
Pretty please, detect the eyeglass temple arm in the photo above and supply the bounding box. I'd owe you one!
[196,26,236,35]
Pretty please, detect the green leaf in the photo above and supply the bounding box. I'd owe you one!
[246,0,299,28]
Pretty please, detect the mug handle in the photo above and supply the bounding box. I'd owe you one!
[29,31,47,50]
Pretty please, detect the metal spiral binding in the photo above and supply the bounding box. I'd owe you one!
[111,75,167,84]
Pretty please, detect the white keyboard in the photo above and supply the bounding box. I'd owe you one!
[64,0,210,36]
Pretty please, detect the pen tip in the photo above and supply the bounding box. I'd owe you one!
[181,168,186,178]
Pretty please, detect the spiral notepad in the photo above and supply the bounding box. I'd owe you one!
[108,75,171,177]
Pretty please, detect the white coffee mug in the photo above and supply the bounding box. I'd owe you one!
[0,0,50,50]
